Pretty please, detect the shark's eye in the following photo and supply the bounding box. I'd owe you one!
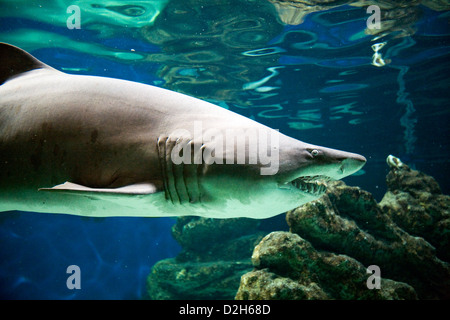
[311,149,319,157]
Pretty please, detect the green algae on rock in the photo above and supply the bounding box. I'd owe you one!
[380,158,449,262]
[236,156,450,300]
[236,231,417,300]
[146,217,265,299]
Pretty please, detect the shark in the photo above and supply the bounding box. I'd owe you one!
[0,43,366,219]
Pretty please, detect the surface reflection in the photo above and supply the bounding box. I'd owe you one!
[141,0,284,105]
[269,0,450,38]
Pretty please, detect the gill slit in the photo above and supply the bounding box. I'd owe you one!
[157,136,203,204]
[157,136,171,202]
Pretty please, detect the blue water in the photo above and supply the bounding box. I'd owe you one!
[0,0,449,299]
[0,213,180,299]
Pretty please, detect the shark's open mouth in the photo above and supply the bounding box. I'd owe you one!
[290,175,330,196]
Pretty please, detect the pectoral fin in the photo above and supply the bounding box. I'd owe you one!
[39,181,158,195]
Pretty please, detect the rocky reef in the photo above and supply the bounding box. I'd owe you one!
[237,156,450,300]
[146,156,450,299]
[381,156,449,262]
[236,231,417,299]
[146,217,266,299]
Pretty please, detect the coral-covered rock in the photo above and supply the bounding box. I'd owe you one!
[385,157,441,196]
[237,157,450,300]
[380,161,450,261]
[236,231,417,300]
[236,269,329,300]
[146,217,265,299]
[171,217,261,260]
[285,181,450,299]
[147,258,252,300]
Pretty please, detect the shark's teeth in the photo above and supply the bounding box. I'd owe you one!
[290,176,329,195]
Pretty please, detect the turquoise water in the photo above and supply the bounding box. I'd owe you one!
[0,0,449,299]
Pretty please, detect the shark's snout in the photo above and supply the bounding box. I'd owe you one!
[293,145,367,181]
[339,155,366,176]
[283,149,366,197]
[325,147,366,178]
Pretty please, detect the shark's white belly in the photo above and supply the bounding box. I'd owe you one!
[0,186,305,219]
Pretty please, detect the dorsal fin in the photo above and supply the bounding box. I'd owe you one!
[0,42,51,85]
